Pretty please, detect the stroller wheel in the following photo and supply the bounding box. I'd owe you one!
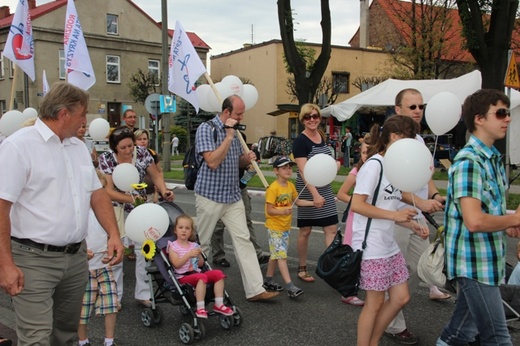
[141,308,156,328]
[233,307,244,327]
[179,322,195,344]
[218,314,234,330]
[194,321,206,340]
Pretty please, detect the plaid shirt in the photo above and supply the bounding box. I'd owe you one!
[444,135,508,286]
[194,115,243,203]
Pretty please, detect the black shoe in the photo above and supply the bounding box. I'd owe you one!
[287,286,304,298]
[213,258,230,267]
[257,254,270,265]
[263,280,284,291]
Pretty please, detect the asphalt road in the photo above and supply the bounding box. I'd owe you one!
[2,188,520,345]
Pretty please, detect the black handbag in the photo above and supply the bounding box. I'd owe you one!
[315,159,383,297]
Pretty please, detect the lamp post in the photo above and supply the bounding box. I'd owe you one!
[161,0,171,171]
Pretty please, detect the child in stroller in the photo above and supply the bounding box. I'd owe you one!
[168,214,234,319]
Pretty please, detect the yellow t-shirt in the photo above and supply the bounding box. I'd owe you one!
[264,180,297,232]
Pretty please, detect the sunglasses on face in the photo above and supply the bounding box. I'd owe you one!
[407,104,424,110]
[487,108,511,119]
[112,127,133,137]
[303,113,320,121]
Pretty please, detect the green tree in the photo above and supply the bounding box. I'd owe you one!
[277,0,332,106]
[127,68,160,104]
[456,0,518,89]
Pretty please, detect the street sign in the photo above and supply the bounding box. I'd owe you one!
[505,51,520,88]
[144,93,161,116]
[160,95,176,113]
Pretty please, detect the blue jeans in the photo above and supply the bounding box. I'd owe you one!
[436,277,512,346]
[343,146,350,167]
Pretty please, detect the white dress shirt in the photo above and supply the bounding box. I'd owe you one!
[0,118,101,245]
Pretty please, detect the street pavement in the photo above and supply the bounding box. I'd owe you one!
[2,184,520,345]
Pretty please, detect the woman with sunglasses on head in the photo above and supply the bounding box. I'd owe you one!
[98,126,174,308]
[292,103,340,283]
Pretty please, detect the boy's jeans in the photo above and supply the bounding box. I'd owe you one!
[437,277,512,346]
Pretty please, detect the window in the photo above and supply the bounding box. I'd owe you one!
[106,14,119,35]
[59,50,66,79]
[0,100,6,115]
[106,55,120,83]
[8,60,14,78]
[0,52,4,79]
[148,60,160,85]
[332,71,350,94]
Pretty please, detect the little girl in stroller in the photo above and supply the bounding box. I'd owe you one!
[168,214,234,319]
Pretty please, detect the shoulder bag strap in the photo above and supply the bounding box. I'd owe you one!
[362,158,383,250]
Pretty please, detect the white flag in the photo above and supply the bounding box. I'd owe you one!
[42,69,50,96]
[64,0,95,90]
[3,0,35,81]
[168,21,207,112]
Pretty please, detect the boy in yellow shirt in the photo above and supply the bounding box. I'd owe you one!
[264,157,313,298]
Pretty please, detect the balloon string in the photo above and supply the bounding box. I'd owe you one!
[292,183,308,207]
[432,135,439,164]
[410,194,428,229]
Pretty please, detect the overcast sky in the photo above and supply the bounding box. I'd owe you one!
[4,0,363,56]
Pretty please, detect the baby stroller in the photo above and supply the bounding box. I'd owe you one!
[140,201,243,344]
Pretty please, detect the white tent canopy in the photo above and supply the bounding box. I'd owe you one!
[321,70,520,164]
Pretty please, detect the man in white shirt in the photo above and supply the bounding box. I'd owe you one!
[0,82,124,346]
[171,133,179,156]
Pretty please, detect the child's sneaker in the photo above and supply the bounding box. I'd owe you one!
[195,308,208,319]
[287,286,304,298]
[263,280,284,291]
[213,304,234,316]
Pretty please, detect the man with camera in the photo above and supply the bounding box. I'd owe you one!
[194,95,279,302]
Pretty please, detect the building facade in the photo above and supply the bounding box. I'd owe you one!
[210,40,391,143]
[0,0,209,128]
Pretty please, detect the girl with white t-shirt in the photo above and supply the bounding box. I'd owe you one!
[351,115,429,346]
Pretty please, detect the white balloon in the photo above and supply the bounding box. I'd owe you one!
[221,75,244,96]
[242,84,259,110]
[196,84,213,112]
[23,107,38,119]
[0,110,25,136]
[425,92,461,135]
[383,138,434,193]
[304,153,337,187]
[125,203,170,243]
[112,163,139,192]
[208,82,234,112]
[89,118,110,141]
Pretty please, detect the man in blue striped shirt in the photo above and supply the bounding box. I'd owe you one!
[437,89,520,346]
[194,95,279,302]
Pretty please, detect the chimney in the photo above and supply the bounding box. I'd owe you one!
[28,0,36,10]
[0,6,10,20]
[360,0,369,49]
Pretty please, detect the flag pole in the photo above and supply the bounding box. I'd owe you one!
[204,72,269,188]
[9,64,18,111]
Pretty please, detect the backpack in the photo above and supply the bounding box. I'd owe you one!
[183,121,217,190]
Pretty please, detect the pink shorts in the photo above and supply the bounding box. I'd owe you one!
[359,252,409,291]
[178,269,226,287]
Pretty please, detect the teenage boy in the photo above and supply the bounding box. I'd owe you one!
[437,89,520,346]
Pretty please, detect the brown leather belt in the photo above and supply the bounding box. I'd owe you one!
[11,237,82,254]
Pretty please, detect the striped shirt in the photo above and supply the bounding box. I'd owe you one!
[444,135,508,286]
[293,133,338,221]
[194,115,243,203]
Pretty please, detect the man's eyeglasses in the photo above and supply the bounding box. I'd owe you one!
[407,104,424,111]
[302,113,320,121]
[487,108,511,119]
